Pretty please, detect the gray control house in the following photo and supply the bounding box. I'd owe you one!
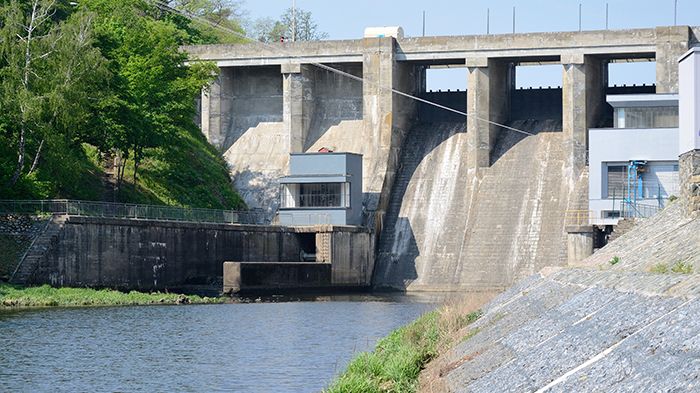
[278,152,363,226]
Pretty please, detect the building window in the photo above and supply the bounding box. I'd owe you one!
[281,183,350,208]
[605,165,626,199]
[613,106,678,129]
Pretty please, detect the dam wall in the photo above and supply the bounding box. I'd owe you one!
[186,26,695,291]
[374,118,573,291]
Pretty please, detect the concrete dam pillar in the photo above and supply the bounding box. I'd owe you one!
[282,63,311,153]
[562,54,589,177]
[466,58,511,172]
[655,26,691,94]
[201,68,234,150]
[362,37,397,214]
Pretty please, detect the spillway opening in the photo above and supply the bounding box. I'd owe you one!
[302,63,363,152]
[222,65,284,150]
[512,63,563,124]
[419,65,467,123]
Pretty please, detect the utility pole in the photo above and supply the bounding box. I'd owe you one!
[422,10,426,37]
[606,3,609,29]
[674,0,679,26]
[487,8,490,34]
[292,0,296,42]
[512,6,516,34]
[579,3,582,31]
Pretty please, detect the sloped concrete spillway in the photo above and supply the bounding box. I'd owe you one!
[374,118,580,291]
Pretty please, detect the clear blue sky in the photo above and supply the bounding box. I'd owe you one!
[243,0,700,90]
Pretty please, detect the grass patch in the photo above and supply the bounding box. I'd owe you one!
[671,261,694,274]
[326,306,482,393]
[0,284,224,308]
[608,256,621,266]
[649,261,694,275]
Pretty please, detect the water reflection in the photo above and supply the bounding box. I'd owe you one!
[0,293,458,392]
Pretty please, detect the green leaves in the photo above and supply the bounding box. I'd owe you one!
[0,0,241,209]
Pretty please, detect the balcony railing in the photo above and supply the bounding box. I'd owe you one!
[0,199,266,225]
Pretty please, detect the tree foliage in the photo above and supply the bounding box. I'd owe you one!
[0,0,107,189]
[160,0,248,44]
[0,0,243,208]
[252,7,328,43]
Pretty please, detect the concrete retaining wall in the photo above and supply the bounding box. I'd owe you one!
[223,262,331,293]
[34,217,307,289]
[29,217,374,292]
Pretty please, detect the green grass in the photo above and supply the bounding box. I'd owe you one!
[609,256,621,266]
[649,261,694,275]
[117,127,245,209]
[326,308,482,393]
[1,127,244,210]
[671,261,694,274]
[0,284,224,308]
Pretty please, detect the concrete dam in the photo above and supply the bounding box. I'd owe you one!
[185,26,699,292]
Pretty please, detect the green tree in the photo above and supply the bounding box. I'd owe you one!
[79,0,216,189]
[0,0,108,188]
[159,0,248,44]
[252,7,328,43]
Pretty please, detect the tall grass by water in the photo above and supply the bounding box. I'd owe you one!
[326,303,482,393]
[0,284,222,308]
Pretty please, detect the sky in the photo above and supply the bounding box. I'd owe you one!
[241,0,700,90]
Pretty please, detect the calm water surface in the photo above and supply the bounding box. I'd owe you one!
[0,294,440,392]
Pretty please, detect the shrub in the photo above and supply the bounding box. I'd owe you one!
[609,256,621,266]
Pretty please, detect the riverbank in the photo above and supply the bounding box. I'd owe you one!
[325,301,482,393]
[0,283,223,308]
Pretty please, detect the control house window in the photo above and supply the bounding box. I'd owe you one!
[280,183,350,208]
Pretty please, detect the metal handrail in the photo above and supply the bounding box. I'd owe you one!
[0,199,266,225]
[620,201,662,219]
[564,210,596,226]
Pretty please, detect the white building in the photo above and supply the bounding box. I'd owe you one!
[588,94,680,225]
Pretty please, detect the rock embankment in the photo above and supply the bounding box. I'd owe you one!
[423,201,700,392]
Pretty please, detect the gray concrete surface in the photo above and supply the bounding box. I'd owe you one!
[25,216,373,291]
[427,194,700,392]
[187,26,696,291]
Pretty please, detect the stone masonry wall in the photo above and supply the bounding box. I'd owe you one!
[680,149,700,215]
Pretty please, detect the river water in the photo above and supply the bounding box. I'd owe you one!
[0,294,440,392]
